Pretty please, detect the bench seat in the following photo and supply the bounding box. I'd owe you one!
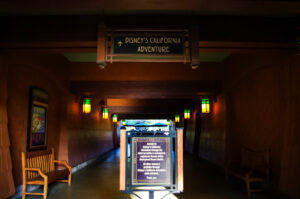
[226,147,270,198]
[22,148,72,199]
[27,169,70,185]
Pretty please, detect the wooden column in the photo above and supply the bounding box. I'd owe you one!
[119,127,126,191]
[97,24,107,69]
[183,119,187,151]
[193,112,201,156]
[177,128,184,192]
[189,24,199,69]
[0,59,15,198]
[113,123,118,149]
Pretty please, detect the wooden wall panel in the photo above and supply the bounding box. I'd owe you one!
[225,52,300,198]
[0,59,15,198]
[277,56,300,199]
[5,53,69,186]
[66,95,114,167]
[198,94,226,166]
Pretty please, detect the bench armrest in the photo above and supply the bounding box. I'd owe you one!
[54,160,72,173]
[24,168,48,179]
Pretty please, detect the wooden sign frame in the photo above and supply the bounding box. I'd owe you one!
[119,127,184,198]
[27,87,48,151]
[105,29,189,63]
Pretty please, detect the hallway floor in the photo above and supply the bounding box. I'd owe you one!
[22,149,282,199]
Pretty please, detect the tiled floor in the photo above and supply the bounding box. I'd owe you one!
[22,149,282,199]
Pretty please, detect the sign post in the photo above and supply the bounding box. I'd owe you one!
[120,127,184,199]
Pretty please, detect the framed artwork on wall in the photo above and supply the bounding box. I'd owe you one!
[27,87,49,151]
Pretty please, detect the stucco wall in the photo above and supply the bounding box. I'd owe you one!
[6,54,70,186]
[198,94,226,166]
[184,111,196,153]
[4,53,114,192]
[0,59,15,199]
[67,96,114,166]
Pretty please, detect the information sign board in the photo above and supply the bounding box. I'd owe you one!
[132,137,171,185]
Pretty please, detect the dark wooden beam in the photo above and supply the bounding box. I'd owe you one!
[108,106,186,114]
[1,0,300,16]
[70,80,222,99]
[118,114,176,120]
[107,98,196,107]
[0,41,297,54]
[0,15,298,45]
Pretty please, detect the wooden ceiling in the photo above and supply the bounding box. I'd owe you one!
[70,80,222,99]
[0,3,298,118]
[0,0,300,16]
[106,98,196,119]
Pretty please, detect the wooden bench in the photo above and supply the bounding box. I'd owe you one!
[225,147,270,198]
[21,148,72,199]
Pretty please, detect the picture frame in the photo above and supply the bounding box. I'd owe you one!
[27,87,48,151]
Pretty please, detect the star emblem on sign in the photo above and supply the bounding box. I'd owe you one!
[118,41,123,47]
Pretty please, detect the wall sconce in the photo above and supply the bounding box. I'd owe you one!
[113,114,118,123]
[166,119,171,126]
[82,98,91,114]
[122,120,126,126]
[175,114,180,123]
[201,98,210,113]
[184,109,190,119]
[102,108,108,119]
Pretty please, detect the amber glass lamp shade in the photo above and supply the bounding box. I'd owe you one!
[82,98,91,114]
[175,114,180,123]
[201,98,210,113]
[113,114,118,123]
[166,119,171,126]
[184,109,190,119]
[102,108,109,119]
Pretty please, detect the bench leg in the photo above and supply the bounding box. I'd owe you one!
[22,183,27,199]
[245,175,251,198]
[68,174,72,187]
[43,179,48,199]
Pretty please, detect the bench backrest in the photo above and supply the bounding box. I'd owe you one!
[241,147,270,177]
[22,148,55,180]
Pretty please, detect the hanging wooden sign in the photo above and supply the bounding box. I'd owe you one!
[97,27,192,64]
[103,30,188,63]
